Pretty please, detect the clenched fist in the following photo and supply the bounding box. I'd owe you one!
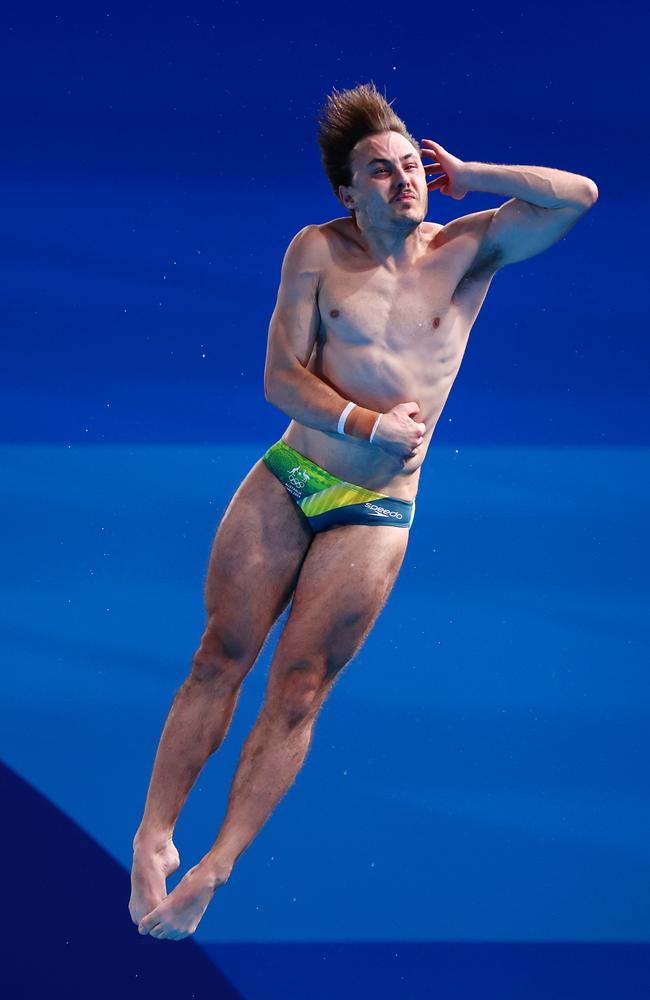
[372,401,426,463]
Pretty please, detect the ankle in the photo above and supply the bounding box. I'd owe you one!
[132,826,175,852]
[202,850,234,887]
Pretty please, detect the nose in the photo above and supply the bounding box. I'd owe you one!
[393,166,414,193]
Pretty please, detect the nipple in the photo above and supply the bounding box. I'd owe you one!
[330,309,340,318]
[432,316,441,329]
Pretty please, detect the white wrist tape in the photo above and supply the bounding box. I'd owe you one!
[369,412,383,444]
[337,400,355,435]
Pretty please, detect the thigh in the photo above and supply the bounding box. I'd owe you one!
[197,457,314,665]
[268,523,410,685]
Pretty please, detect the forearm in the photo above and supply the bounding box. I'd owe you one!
[462,161,598,209]
[265,365,379,440]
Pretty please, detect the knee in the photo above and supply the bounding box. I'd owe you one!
[190,617,261,686]
[189,645,248,692]
[269,658,326,729]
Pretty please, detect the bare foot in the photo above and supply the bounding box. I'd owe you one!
[128,836,180,926]
[137,859,231,940]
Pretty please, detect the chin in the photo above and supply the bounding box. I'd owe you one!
[398,201,424,218]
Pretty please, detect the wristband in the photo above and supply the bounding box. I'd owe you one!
[339,403,380,440]
[337,401,355,435]
[369,413,383,444]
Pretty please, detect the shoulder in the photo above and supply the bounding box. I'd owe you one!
[317,216,370,254]
[283,217,371,268]
[317,216,355,238]
[280,224,329,278]
[284,223,328,254]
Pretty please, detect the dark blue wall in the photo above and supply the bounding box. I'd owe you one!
[1,3,643,445]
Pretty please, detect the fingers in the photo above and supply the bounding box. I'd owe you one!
[402,445,421,463]
[420,139,446,156]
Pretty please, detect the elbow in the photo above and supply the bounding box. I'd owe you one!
[569,178,598,211]
[264,365,276,403]
[265,365,297,406]
[264,373,283,406]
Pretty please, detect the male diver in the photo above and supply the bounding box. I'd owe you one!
[130,82,598,939]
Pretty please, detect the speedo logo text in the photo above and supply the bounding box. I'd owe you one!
[364,502,403,520]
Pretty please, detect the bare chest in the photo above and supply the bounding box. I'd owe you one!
[313,235,488,411]
[318,258,457,354]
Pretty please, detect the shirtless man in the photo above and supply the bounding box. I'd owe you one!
[129,82,598,940]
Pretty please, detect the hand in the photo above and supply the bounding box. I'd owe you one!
[372,401,426,464]
[419,138,470,200]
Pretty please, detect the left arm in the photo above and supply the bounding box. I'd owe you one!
[462,161,599,267]
[420,139,599,269]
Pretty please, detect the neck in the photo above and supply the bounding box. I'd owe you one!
[353,213,428,269]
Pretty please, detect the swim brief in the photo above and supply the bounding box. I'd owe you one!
[262,438,416,532]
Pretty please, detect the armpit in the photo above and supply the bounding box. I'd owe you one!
[455,244,503,293]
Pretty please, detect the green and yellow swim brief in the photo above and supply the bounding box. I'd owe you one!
[262,438,416,533]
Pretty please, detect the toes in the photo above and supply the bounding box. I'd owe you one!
[166,927,188,940]
[143,922,188,941]
[138,915,159,935]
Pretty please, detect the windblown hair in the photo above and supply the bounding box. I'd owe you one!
[317,81,419,209]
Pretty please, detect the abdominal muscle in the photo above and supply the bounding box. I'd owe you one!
[281,344,457,501]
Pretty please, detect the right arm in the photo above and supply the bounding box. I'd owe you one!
[263,225,379,439]
[264,225,426,458]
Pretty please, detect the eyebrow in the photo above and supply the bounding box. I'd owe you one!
[367,153,418,167]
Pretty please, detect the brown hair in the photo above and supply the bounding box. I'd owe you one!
[317,81,419,211]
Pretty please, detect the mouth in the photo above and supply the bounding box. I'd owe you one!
[394,194,416,202]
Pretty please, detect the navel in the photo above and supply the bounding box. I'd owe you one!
[432,316,441,329]
[330,309,340,318]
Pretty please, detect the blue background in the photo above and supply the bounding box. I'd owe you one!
[1,2,648,997]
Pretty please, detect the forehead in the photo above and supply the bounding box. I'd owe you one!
[353,131,417,167]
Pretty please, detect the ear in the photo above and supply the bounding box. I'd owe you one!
[338,184,355,210]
